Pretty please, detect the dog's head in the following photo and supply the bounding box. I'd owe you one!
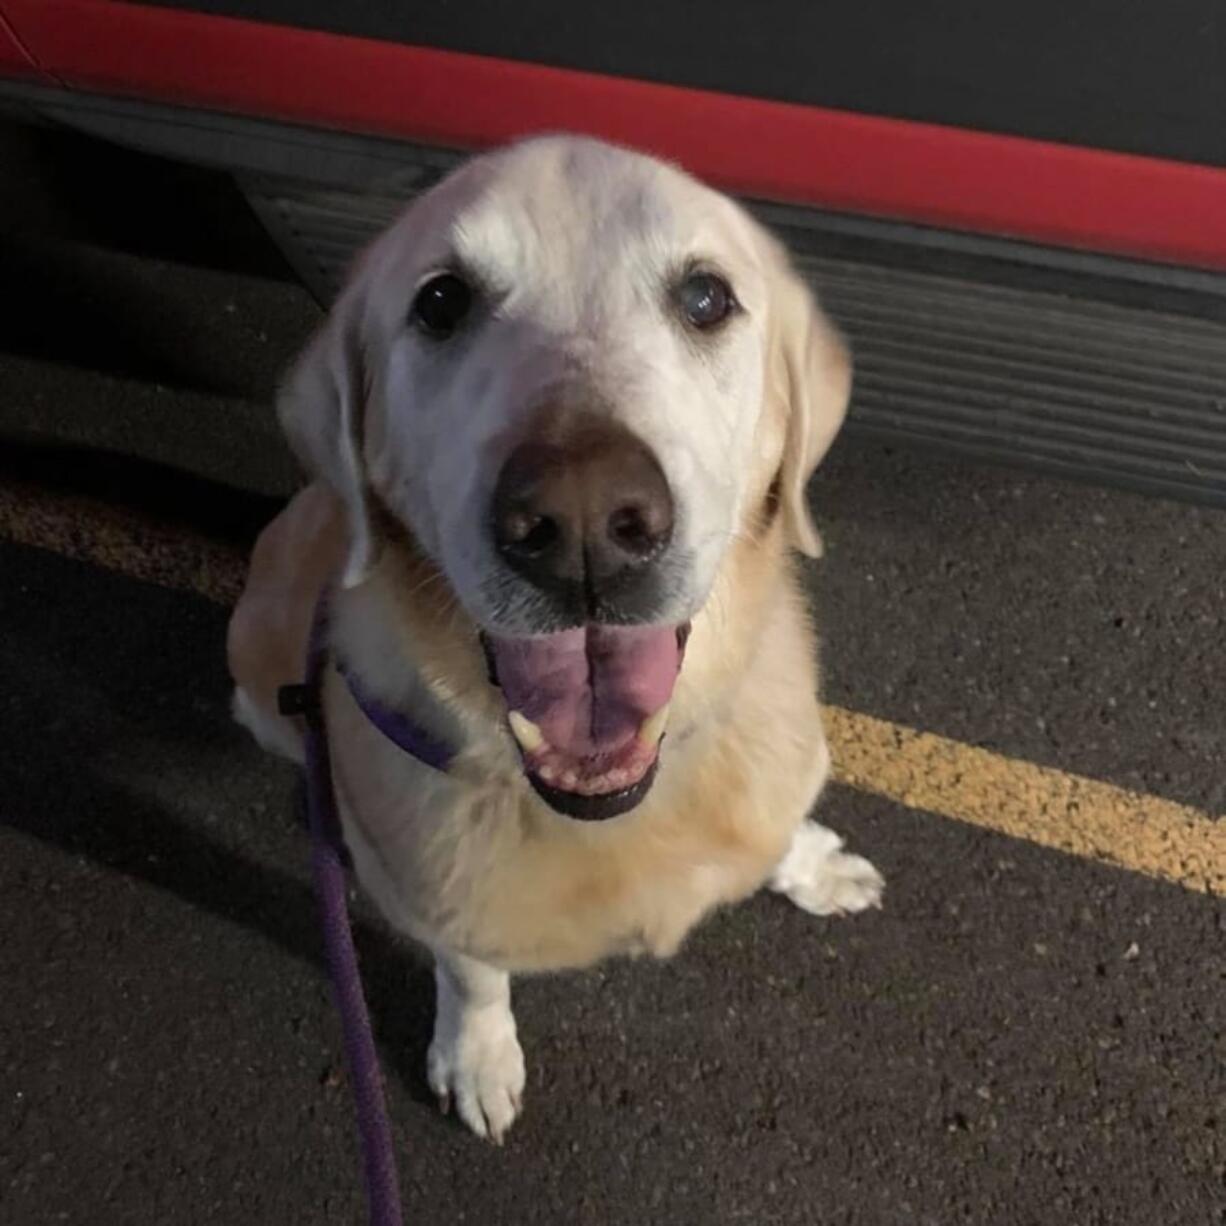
[280,135,849,820]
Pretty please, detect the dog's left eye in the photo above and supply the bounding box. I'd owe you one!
[412,273,473,338]
[677,271,736,330]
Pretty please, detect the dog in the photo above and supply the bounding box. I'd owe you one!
[228,134,883,1142]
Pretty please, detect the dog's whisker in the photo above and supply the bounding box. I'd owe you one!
[402,569,450,600]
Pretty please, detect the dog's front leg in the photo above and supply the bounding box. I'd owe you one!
[426,949,525,1143]
[769,821,885,916]
[765,736,885,917]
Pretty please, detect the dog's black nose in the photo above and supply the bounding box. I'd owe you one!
[492,417,674,601]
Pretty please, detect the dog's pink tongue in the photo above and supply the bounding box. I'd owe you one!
[490,625,681,757]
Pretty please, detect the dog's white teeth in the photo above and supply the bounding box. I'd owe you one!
[637,703,671,749]
[559,769,579,790]
[508,710,545,754]
[537,762,559,784]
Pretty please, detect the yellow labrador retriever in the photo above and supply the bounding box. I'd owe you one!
[228,135,883,1142]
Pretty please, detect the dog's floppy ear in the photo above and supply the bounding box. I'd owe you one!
[769,261,852,558]
[277,288,380,588]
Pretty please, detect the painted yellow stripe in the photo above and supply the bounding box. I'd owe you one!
[0,480,244,605]
[825,707,1223,896]
[3,479,1221,895]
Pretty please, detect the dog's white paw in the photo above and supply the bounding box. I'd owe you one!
[427,1004,525,1143]
[769,822,885,917]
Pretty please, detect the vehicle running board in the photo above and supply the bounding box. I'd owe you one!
[246,171,1226,508]
[5,81,1224,508]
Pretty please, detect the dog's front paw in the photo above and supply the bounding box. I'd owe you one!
[770,821,885,917]
[427,1005,526,1143]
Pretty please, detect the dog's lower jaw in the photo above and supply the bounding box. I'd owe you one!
[527,757,659,820]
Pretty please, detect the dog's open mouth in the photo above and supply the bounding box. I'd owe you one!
[485,623,689,820]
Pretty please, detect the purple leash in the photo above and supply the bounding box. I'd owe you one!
[279,598,405,1226]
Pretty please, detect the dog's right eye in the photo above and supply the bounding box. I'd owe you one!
[412,273,473,338]
[676,271,736,331]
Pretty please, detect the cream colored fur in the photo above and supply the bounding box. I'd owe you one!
[228,136,882,1142]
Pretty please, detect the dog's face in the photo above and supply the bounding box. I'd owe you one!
[281,136,849,820]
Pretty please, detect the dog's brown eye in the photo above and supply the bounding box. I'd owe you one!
[677,272,735,330]
[412,273,473,338]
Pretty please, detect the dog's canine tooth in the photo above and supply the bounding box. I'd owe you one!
[507,710,545,753]
[637,702,671,749]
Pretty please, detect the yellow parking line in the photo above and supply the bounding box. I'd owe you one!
[3,479,1221,896]
[0,480,244,605]
[825,707,1222,896]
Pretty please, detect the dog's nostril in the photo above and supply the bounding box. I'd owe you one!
[608,504,667,559]
[520,517,559,556]
[502,510,559,557]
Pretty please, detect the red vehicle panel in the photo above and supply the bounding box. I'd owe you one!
[0,6,41,77]
[4,0,1226,270]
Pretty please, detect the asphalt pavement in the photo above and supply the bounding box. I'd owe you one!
[1,120,1223,1225]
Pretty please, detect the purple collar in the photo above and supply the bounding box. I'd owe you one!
[337,661,454,773]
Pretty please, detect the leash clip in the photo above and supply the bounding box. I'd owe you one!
[278,682,321,723]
